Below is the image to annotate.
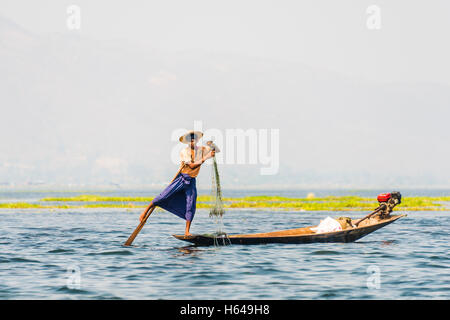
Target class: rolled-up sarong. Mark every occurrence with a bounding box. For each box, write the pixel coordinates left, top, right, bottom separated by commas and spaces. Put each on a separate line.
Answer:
152, 173, 197, 221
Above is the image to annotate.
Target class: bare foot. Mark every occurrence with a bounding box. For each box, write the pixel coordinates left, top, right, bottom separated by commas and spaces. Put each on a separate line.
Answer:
184, 233, 192, 237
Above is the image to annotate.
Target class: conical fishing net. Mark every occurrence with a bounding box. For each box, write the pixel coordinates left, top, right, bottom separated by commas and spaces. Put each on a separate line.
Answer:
209, 156, 225, 218
208, 153, 230, 245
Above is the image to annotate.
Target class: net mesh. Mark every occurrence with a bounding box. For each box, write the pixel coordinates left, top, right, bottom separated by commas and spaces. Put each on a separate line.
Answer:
209, 156, 225, 218
209, 154, 230, 245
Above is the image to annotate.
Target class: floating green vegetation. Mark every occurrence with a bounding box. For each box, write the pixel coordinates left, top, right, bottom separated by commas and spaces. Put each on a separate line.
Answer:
41, 195, 155, 202
0, 202, 45, 209
0, 202, 71, 209
0, 195, 448, 211
41, 195, 215, 202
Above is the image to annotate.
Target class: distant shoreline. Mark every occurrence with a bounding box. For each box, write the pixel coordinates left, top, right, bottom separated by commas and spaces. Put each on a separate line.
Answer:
1, 195, 448, 211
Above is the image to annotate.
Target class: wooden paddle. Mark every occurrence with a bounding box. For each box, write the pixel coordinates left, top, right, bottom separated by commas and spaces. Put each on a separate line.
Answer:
123, 164, 185, 246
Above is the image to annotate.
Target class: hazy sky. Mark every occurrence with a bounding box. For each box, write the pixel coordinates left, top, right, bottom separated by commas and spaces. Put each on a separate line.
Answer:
2, 0, 450, 85
0, 1, 449, 188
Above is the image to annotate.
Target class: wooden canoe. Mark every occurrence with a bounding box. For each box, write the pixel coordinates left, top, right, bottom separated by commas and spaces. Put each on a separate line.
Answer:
173, 214, 406, 246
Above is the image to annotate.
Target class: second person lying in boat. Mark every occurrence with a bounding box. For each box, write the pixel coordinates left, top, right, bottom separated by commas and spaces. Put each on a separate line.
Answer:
139, 130, 215, 235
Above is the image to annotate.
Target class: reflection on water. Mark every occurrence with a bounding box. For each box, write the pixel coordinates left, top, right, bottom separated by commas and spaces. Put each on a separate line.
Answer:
175, 246, 203, 256
381, 240, 396, 246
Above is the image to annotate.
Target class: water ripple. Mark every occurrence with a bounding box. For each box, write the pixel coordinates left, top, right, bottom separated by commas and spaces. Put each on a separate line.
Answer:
0, 205, 449, 299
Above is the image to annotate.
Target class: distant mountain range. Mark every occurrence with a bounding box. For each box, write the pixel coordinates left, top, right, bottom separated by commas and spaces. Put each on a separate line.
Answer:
1, 14, 449, 189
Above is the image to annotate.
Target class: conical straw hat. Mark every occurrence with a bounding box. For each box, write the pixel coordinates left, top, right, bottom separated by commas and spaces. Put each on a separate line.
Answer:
179, 130, 203, 144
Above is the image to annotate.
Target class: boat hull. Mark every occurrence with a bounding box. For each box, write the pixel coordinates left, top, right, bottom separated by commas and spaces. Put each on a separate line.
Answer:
173, 214, 405, 246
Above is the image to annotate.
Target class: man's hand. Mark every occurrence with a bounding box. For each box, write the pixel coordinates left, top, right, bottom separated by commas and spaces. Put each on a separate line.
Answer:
199, 150, 215, 164
203, 149, 215, 162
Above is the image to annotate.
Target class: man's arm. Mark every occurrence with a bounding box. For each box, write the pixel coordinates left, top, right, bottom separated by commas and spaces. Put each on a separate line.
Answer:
183, 147, 215, 169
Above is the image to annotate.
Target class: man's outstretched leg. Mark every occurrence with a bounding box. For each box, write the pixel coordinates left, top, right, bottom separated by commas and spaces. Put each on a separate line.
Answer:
139, 202, 154, 222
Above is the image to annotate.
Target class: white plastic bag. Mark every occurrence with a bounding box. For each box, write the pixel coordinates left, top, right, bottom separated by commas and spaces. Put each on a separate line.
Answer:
310, 217, 342, 234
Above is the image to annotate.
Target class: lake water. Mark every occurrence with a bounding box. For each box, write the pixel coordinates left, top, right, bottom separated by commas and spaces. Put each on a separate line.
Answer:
0, 189, 448, 299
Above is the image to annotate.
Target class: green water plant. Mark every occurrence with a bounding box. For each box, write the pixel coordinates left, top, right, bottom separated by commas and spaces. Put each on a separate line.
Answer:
0, 195, 447, 211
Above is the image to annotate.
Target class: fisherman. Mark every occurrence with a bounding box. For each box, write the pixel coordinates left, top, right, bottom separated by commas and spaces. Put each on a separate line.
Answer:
139, 130, 215, 236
